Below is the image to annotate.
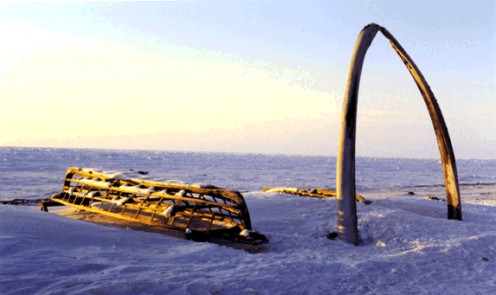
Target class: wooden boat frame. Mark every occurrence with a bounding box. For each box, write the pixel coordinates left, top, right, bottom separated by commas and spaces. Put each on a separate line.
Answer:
42, 167, 268, 247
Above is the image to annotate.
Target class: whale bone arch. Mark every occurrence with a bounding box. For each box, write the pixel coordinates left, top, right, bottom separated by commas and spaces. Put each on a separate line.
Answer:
336, 23, 462, 245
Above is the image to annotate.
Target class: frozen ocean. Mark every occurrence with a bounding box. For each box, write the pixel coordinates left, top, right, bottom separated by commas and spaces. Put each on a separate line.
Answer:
1, 147, 496, 294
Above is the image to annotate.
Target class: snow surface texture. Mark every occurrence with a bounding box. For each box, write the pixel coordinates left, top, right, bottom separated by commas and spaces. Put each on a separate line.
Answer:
1, 148, 496, 294
2, 187, 496, 294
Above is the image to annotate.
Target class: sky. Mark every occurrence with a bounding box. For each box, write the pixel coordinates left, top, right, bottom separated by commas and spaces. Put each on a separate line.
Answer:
0, 1, 494, 159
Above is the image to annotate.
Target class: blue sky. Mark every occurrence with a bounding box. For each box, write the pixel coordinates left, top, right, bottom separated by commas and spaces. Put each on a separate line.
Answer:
0, 1, 494, 159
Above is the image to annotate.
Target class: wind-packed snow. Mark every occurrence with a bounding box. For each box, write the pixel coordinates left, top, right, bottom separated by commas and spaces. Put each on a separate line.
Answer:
1, 148, 495, 294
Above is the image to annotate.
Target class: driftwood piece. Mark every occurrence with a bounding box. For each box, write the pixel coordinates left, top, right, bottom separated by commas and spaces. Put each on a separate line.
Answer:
337, 23, 462, 245
262, 187, 371, 204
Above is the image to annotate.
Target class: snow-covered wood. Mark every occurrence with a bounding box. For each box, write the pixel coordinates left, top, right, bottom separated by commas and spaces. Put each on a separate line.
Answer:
45, 167, 267, 247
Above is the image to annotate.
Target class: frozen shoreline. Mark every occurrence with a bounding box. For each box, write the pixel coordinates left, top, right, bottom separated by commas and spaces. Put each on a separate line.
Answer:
1, 184, 495, 294
1, 148, 495, 294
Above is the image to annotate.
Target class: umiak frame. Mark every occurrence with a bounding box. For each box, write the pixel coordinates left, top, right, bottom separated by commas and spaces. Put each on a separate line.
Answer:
336, 23, 462, 245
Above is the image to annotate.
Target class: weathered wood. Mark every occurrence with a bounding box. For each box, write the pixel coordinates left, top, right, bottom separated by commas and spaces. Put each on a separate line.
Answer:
336, 23, 462, 245
262, 186, 370, 204
44, 167, 268, 246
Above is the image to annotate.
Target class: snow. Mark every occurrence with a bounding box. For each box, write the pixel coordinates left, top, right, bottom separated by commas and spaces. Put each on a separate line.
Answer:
162, 205, 175, 218
1, 186, 496, 294
1, 148, 495, 294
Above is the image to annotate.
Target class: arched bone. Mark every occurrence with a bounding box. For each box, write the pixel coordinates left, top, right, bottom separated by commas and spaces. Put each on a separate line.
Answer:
336, 23, 462, 245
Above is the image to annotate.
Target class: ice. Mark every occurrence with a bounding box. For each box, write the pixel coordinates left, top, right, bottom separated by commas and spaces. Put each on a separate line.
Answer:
0, 147, 495, 294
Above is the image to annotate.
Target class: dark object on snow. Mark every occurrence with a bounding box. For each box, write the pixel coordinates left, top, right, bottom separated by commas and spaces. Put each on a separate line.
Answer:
426, 196, 443, 201
1, 198, 51, 206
